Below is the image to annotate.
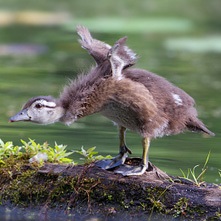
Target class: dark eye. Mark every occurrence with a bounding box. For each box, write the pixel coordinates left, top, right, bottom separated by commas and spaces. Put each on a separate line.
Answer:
35, 103, 42, 109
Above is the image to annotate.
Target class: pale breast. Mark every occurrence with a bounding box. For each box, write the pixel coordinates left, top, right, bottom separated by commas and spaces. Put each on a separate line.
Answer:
101, 101, 143, 133
99, 78, 162, 136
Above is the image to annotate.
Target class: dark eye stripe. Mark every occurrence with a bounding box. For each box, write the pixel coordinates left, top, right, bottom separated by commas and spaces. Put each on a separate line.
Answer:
35, 104, 55, 109
45, 105, 55, 108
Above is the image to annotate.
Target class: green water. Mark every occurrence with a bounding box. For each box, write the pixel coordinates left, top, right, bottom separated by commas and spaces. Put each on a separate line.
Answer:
0, 1, 221, 187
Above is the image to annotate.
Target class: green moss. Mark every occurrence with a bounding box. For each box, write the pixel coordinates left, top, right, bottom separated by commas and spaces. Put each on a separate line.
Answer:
0, 166, 101, 209
0, 160, 218, 220
0, 139, 111, 211
0, 139, 219, 219
173, 197, 190, 217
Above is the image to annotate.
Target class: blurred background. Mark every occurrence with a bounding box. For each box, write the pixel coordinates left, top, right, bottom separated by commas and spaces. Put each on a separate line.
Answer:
0, 0, 221, 183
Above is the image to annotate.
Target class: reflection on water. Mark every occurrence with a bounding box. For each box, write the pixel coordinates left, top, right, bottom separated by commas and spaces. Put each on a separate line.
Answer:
164, 36, 221, 53
0, 44, 48, 56
0, 206, 177, 221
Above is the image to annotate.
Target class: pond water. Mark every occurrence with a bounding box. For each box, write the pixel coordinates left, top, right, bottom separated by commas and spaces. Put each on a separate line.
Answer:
0, 17, 220, 185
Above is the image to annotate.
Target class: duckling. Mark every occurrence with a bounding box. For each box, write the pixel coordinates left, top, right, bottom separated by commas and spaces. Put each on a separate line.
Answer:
10, 27, 215, 176
76, 26, 215, 175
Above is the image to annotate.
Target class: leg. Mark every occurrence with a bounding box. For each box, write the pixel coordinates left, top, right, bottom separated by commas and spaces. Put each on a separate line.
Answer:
119, 126, 132, 155
114, 137, 150, 176
141, 137, 149, 167
95, 126, 131, 169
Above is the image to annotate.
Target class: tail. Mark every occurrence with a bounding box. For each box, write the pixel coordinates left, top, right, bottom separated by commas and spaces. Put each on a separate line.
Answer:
186, 119, 215, 136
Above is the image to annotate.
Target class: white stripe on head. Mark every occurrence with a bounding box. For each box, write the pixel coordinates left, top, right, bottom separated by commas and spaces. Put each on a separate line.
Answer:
33, 99, 56, 108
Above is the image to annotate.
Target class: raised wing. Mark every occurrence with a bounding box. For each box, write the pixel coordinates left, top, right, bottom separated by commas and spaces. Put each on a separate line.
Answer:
76, 25, 111, 65
108, 36, 137, 80
76, 25, 137, 69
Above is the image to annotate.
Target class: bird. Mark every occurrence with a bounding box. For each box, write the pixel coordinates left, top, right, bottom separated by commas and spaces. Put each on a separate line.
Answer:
9, 26, 215, 176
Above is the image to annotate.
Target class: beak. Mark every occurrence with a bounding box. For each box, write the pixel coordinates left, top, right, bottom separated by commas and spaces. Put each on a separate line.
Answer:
9, 109, 30, 122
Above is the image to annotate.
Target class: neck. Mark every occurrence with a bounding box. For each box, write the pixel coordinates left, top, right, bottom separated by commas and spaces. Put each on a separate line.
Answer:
53, 105, 66, 123
59, 61, 112, 125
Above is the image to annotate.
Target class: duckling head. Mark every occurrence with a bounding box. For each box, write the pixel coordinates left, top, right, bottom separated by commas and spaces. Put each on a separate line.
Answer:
9, 96, 64, 125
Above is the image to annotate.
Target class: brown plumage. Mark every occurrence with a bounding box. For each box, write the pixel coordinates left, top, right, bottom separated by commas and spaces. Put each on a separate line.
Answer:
9, 26, 214, 176
123, 68, 214, 137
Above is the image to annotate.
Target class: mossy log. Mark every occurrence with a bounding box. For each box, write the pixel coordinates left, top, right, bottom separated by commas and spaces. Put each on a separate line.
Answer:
0, 159, 220, 220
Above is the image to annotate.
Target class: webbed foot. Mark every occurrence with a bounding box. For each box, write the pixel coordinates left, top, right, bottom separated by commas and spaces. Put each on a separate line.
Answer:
114, 163, 148, 176
95, 152, 128, 170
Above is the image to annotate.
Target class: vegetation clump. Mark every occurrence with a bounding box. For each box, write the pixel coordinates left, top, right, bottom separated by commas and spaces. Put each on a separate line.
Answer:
179, 151, 211, 186
0, 138, 113, 205
0, 139, 74, 165
0, 139, 73, 205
